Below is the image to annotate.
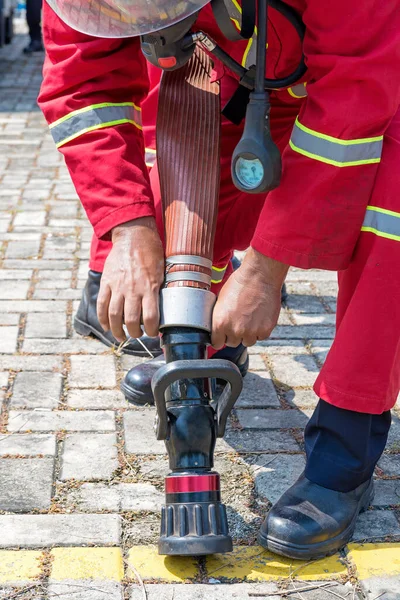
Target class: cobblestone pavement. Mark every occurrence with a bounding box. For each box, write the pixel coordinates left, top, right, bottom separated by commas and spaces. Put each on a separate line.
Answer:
0, 27, 400, 600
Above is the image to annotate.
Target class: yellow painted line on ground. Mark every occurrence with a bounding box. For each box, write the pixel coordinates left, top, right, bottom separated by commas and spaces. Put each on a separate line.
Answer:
127, 546, 198, 582
50, 548, 124, 581
348, 543, 400, 579
0, 551, 42, 584
206, 547, 347, 581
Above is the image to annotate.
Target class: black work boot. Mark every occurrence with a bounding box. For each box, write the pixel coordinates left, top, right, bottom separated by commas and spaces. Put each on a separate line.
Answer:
75, 271, 162, 357
258, 474, 374, 560
23, 40, 44, 54
258, 400, 391, 560
121, 343, 249, 405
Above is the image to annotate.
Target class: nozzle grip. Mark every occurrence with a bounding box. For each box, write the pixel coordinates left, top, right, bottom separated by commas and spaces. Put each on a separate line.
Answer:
152, 359, 243, 440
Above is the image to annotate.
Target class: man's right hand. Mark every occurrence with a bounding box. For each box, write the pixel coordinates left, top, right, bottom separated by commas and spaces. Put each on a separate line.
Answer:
97, 217, 165, 342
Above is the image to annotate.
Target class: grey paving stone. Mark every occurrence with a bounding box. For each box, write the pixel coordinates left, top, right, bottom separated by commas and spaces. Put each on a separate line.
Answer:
247, 354, 267, 370
25, 312, 67, 339
0, 433, 56, 456
386, 417, 400, 452
130, 583, 280, 599
236, 409, 309, 430
61, 433, 118, 481
10, 371, 63, 408
287, 269, 337, 282
23, 338, 108, 355
0, 355, 62, 371
286, 291, 326, 314
0, 514, 120, 547
271, 325, 335, 341
236, 372, 280, 408
270, 355, 320, 387
8, 410, 116, 432
69, 355, 117, 388
292, 313, 336, 326
0, 458, 54, 511
353, 510, 400, 542
283, 389, 318, 409
0, 313, 20, 325
48, 581, 123, 600
1, 326, 19, 354
379, 454, 400, 476
362, 577, 400, 600
0, 300, 66, 313
3, 259, 74, 270
33, 289, 82, 300
372, 480, 400, 507
68, 389, 127, 409
250, 454, 306, 504
0, 280, 29, 300
218, 428, 300, 453
67, 482, 163, 512
14, 211, 46, 227
124, 411, 166, 455
250, 340, 306, 355
5, 240, 40, 259
272, 582, 355, 600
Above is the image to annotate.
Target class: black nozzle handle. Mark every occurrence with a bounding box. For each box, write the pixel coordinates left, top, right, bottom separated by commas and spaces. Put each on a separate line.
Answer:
152, 359, 243, 440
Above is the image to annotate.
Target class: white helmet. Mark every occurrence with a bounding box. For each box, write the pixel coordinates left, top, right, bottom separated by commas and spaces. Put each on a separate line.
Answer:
45, 0, 210, 38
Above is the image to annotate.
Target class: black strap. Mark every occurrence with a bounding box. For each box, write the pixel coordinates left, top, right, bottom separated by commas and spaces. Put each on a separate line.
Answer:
222, 84, 251, 125
211, 0, 256, 41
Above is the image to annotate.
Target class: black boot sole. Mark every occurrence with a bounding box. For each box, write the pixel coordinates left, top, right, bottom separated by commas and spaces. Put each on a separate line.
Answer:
74, 317, 162, 358
121, 348, 250, 406
257, 479, 374, 560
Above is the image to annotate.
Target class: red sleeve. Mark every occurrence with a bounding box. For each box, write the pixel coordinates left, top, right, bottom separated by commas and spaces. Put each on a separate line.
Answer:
251, 0, 400, 270
38, 2, 154, 240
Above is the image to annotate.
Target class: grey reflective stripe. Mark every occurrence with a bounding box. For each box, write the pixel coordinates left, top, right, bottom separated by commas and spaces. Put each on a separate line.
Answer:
288, 83, 308, 98
290, 119, 383, 167
211, 264, 228, 283
145, 148, 157, 168
361, 207, 400, 241
50, 104, 141, 148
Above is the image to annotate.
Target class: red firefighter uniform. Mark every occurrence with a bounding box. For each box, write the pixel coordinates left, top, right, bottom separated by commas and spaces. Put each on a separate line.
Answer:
38, 0, 400, 415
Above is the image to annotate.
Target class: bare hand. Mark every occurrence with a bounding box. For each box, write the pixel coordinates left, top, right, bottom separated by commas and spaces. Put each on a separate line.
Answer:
211, 248, 289, 349
97, 217, 164, 342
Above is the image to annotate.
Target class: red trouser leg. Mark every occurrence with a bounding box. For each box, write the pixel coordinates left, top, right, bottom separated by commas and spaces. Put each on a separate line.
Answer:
314, 108, 400, 414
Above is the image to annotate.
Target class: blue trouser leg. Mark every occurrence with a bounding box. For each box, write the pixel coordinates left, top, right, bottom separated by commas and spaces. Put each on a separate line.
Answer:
304, 399, 391, 493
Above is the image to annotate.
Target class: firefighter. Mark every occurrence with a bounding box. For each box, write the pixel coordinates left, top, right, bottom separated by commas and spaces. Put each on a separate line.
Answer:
39, 0, 400, 560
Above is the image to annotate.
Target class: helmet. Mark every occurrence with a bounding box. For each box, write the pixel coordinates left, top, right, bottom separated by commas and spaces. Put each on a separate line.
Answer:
46, 0, 210, 38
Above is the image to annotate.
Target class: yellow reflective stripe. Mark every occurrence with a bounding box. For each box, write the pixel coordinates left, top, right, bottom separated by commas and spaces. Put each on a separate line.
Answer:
242, 38, 253, 67
49, 102, 141, 130
55, 119, 140, 149
294, 117, 383, 146
289, 140, 381, 168
360, 227, 400, 242
364, 205, 400, 219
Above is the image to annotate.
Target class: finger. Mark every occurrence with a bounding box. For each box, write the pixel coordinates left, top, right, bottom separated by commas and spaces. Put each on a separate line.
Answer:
97, 285, 112, 332
211, 322, 227, 350
124, 297, 143, 340
142, 293, 160, 338
108, 294, 126, 342
242, 336, 257, 348
225, 334, 242, 348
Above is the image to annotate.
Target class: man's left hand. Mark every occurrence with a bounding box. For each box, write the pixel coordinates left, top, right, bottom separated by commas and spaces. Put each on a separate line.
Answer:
212, 249, 289, 349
